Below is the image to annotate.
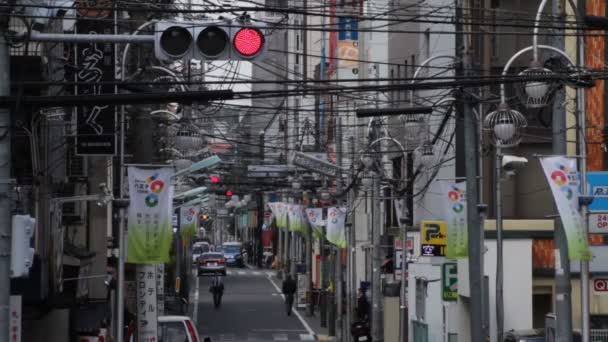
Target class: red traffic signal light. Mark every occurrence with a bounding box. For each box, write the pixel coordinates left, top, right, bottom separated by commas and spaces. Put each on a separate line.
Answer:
210, 175, 220, 183
233, 27, 264, 57
226, 190, 233, 197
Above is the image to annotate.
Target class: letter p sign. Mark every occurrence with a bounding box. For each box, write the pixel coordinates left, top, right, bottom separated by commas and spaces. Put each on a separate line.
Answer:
425, 224, 440, 242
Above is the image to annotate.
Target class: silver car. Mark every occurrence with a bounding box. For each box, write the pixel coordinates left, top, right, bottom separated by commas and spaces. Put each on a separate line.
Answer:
197, 252, 227, 276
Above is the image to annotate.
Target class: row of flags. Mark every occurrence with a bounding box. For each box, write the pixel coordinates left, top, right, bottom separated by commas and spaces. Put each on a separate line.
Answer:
267, 203, 348, 248
122, 155, 592, 264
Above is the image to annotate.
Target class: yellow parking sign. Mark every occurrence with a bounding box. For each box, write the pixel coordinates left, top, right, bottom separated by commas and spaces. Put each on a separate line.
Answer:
421, 221, 447, 256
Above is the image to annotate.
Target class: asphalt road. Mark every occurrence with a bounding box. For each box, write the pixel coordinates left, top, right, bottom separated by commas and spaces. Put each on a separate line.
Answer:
192, 268, 316, 342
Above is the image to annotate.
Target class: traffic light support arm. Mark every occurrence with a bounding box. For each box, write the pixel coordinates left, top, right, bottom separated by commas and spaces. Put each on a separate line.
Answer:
23, 32, 155, 44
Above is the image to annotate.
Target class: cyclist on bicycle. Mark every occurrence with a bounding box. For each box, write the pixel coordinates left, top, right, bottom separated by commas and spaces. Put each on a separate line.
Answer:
209, 274, 224, 308
282, 274, 297, 316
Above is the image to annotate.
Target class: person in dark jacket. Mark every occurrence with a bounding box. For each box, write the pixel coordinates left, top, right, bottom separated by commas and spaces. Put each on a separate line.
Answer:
356, 288, 370, 321
282, 274, 297, 316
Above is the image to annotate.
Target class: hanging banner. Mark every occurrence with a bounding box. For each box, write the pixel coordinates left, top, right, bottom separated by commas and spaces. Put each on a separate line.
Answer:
275, 202, 288, 230
288, 204, 306, 233
180, 205, 200, 247
442, 181, 468, 258
127, 167, 174, 264
540, 157, 592, 260
305, 208, 325, 239
327, 207, 347, 248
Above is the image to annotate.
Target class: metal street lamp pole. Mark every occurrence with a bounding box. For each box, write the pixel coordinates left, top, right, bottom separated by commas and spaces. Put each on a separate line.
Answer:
495, 150, 504, 342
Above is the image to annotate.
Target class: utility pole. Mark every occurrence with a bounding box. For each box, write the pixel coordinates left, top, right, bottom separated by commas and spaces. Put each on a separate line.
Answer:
347, 135, 357, 337
336, 116, 344, 340
457, 0, 485, 339
551, 0, 573, 340
257, 131, 265, 268
576, 1, 591, 341
320, 200, 328, 328
0, 11, 11, 342
371, 173, 383, 342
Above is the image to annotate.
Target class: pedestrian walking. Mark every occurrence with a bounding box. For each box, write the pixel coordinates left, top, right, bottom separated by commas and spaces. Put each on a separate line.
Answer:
209, 274, 225, 308
282, 274, 297, 316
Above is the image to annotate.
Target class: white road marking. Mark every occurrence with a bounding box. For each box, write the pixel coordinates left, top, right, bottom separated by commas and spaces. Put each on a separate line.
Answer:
300, 334, 315, 340
237, 271, 246, 275
266, 276, 315, 337
193, 275, 200, 323
252, 271, 261, 275
272, 333, 288, 341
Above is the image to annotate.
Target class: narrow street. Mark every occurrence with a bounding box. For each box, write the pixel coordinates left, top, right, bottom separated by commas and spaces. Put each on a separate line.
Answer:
193, 268, 316, 342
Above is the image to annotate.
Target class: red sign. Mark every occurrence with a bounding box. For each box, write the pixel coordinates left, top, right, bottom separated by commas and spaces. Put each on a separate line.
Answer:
593, 278, 608, 294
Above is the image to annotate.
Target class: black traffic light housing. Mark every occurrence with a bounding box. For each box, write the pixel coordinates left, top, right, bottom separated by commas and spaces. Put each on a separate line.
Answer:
155, 19, 267, 61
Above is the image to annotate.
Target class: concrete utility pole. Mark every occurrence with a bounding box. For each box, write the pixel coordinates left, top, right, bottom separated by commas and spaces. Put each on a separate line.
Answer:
257, 131, 265, 268
0, 13, 11, 342
457, 0, 486, 339
371, 173, 383, 342
551, 0, 573, 340
347, 135, 357, 337
336, 116, 343, 340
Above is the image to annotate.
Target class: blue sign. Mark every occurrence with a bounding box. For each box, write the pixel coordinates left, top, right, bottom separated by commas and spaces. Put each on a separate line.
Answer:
587, 172, 608, 212
338, 17, 358, 41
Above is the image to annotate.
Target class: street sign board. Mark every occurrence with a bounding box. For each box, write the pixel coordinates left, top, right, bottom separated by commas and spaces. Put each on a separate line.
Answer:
441, 263, 458, 301
593, 278, 608, 295
291, 152, 341, 177
587, 172, 608, 212
73, 8, 117, 156
421, 221, 447, 257
338, 17, 359, 41
247, 165, 289, 178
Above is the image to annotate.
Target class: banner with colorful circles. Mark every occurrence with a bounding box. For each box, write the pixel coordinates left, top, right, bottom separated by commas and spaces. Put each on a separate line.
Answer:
327, 207, 347, 248
442, 181, 468, 258
540, 157, 591, 260
180, 205, 200, 247
127, 167, 174, 263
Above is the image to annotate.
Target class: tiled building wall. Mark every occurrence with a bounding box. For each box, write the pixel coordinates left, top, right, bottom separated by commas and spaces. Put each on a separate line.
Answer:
585, 0, 606, 171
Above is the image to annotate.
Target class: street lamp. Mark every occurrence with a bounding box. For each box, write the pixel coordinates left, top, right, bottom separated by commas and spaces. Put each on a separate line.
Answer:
484, 103, 527, 148
484, 101, 527, 342
517, 60, 556, 108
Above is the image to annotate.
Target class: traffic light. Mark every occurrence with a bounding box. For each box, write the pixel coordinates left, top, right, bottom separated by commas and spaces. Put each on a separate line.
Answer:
11, 215, 35, 278
226, 190, 233, 197
155, 19, 267, 61
210, 175, 220, 184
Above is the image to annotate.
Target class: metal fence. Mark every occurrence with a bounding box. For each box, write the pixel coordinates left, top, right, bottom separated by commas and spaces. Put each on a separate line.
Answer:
591, 329, 608, 342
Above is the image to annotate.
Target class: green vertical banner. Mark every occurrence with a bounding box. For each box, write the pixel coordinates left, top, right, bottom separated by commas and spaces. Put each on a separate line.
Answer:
276, 202, 288, 230
288, 204, 306, 233
442, 181, 468, 258
180, 205, 200, 247
127, 167, 174, 263
327, 207, 347, 248
540, 156, 592, 260
305, 208, 325, 240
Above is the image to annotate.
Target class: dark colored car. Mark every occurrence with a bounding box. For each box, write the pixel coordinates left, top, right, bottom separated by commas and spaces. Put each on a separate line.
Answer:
221, 243, 244, 267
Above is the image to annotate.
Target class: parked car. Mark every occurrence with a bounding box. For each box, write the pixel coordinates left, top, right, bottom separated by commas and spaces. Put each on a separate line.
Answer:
503, 329, 582, 342
221, 242, 244, 267
127, 316, 210, 342
198, 252, 227, 275
192, 242, 210, 263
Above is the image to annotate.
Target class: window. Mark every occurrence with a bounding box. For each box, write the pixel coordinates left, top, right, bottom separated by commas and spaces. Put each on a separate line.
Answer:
203, 253, 224, 259
159, 321, 188, 342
